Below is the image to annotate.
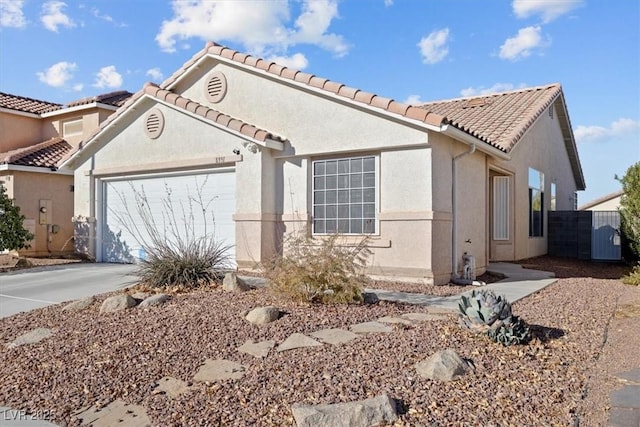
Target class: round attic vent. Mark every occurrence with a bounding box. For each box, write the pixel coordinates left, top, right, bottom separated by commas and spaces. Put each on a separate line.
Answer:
144, 108, 165, 139
204, 71, 227, 103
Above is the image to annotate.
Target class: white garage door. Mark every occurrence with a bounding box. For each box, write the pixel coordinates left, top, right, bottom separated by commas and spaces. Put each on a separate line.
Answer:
101, 170, 235, 265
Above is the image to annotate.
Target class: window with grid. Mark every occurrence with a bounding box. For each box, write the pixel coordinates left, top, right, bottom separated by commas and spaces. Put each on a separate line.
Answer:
312, 156, 377, 234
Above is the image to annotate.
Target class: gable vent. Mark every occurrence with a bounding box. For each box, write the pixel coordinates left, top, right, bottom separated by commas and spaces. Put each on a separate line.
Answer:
204, 71, 228, 103
144, 108, 165, 139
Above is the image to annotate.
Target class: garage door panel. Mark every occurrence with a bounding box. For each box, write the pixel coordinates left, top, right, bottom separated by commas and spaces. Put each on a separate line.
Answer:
101, 172, 235, 265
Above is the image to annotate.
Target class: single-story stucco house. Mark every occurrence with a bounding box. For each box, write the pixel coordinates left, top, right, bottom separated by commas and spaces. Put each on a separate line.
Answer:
0, 91, 132, 255
60, 42, 585, 284
578, 189, 623, 211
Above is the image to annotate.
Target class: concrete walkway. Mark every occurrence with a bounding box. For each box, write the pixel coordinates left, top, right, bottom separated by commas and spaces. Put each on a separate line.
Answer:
608, 368, 640, 426
366, 262, 557, 311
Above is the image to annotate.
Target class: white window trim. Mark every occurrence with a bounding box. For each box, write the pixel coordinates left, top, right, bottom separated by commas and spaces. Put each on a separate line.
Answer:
62, 118, 83, 138
493, 176, 509, 240
311, 155, 379, 236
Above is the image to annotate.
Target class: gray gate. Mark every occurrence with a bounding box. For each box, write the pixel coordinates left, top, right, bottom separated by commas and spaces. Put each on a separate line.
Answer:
591, 211, 621, 261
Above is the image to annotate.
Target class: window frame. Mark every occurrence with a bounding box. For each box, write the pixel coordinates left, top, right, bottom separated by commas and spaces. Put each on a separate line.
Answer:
62, 117, 83, 138
311, 155, 379, 236
528, 167, 545, 237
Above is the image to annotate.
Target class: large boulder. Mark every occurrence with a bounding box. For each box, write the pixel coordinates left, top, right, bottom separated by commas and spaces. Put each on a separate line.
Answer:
62, 296, 95, 312
245, 306, 280, 325
7, 328, 53, 349
415, 348, 472, 381
100, 294, 138, 313
291, 393, 397, 427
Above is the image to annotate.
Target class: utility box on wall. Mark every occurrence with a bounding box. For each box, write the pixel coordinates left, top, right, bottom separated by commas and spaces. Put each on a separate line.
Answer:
39, 199, 52, 225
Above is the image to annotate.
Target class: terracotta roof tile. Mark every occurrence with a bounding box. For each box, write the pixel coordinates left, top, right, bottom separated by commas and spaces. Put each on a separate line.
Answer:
0, 92, 62, 114
0, 137, 72, 168
417, 84, 563, 152
66, 90, 133, 108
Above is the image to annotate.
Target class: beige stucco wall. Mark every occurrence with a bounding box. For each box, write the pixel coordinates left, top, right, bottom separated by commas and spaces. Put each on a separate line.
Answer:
0, 111, 54, 152
583, 196, 621, 211
489, 103, 580, 261
2, 170, 74, 255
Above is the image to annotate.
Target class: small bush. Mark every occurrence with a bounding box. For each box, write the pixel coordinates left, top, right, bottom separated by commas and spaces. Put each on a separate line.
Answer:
622, 263, 640, 286
263, 230, 371, 304
136, 236, 232, 290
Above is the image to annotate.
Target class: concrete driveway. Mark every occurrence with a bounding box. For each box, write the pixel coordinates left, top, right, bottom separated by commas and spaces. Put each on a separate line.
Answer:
0, 263, 137, 319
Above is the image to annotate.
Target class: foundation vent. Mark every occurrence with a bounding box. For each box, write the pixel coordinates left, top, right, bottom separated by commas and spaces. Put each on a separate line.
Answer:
144, 108, 165, 139
204, 71, 227, 103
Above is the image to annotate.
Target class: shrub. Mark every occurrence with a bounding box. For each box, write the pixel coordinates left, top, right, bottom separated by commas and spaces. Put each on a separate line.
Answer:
263, 230, 371, 304
622, 263, 640, 286
0, 186, 33, 251
617, 162, 640, 261
109, 179, 233, 290
458, 289, 531, 346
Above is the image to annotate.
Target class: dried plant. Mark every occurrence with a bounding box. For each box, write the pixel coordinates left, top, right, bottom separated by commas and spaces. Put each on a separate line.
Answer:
263, 228, 371, 304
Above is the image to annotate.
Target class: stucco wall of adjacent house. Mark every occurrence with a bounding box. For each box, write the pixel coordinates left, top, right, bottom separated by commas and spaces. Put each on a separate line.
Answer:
0, 112, 54, 152
582, 195, 621, 211
45, 109, 104, 148
7, 170, 74, 256
490, 103, 579, 261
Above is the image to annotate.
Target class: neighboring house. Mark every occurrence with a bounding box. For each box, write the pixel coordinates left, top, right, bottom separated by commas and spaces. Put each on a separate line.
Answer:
60, 42, 585, 284
578, 190, 623, 211
0, 91, 132, 256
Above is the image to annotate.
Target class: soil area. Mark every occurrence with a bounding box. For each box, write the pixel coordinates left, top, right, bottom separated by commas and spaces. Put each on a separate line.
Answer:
0, 256, 638, 426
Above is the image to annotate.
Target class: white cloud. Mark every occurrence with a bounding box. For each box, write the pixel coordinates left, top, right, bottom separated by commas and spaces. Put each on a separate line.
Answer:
384, 0, 393, 6
268, 53, 309, 69
72, 83, 84, 92
499, 26, 546, 61
146, 67, 164, 82
41, 1, 75, 32
512, 0, 583, 23
404, 94, 425, 105
460, 82, 527, 97
155, 0, 348, 59
93, 65, 123, 89
418, 28, 450, 64
36, 61, 77, 87
574, 118, 640, 143
0, 0, 26, 28
91, 7, 126, 27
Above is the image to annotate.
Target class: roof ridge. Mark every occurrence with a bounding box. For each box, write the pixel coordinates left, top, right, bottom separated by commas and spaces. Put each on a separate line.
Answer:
161, 41, 447, 128
143, 83, 285, 142
419, 83, 562, 106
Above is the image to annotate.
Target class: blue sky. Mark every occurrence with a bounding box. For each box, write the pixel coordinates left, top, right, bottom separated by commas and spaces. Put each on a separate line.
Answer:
1, 0, 638, 205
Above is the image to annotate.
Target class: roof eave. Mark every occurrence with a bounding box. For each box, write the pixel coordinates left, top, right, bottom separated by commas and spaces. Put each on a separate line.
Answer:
441, 125, 511, 160
0, 163, 74, 175
0, 107, 41, 118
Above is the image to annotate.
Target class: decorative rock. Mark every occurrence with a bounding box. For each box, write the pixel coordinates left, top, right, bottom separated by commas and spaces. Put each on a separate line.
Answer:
131, 292, 151, 301
138, 293, 171, 308
74, 400, 151, 426
276, 333, 323, 352
363, 292, 380, 304
223, 272, 251, 292
193, 359, 246, 382
245, 306, 280, 325
7, 328, 53, 349
100, 294, 138, 313
377, 316, 414, 326
291, 393, 398, 427
415, 348, 471, 381
400, 312, 448, 322
310, 328, 359, 345
238, 340, 276, 358
62, 297, 94, 312
350, 321, 393, 334
153, 376, 191, 398
238, 275, 269, 288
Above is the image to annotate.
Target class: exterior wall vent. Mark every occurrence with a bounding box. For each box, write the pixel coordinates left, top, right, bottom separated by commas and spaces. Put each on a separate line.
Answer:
204, 71, 227, 103
144, 108, 165, 139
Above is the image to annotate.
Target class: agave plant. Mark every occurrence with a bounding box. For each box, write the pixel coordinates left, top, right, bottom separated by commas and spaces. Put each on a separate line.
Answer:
458, 289, 531, 346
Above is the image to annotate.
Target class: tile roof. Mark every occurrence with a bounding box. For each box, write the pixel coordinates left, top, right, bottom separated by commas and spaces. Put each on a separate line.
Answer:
161, 42, 447, 128
66, 90, 133, 108
0, 137, 72, 169
0, 92, 62, 115
416, 84, 563, 152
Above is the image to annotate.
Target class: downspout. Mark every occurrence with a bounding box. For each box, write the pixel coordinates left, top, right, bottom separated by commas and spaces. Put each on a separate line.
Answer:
451, 143, 476, 281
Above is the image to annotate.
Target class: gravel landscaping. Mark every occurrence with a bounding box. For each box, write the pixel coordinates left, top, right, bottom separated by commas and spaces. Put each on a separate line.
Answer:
0, 256, 638, 426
